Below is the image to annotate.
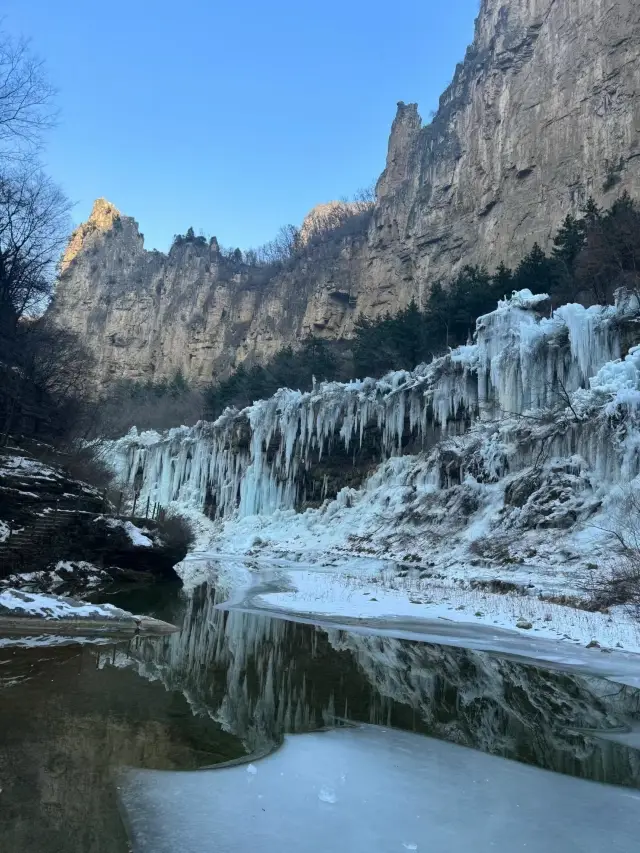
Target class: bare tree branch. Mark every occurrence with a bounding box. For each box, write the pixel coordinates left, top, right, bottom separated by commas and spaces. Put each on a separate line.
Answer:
0, 30, 57, 158
0, 167, 71, 322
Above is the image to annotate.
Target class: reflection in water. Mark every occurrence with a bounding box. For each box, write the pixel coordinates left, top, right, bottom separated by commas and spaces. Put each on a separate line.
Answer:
128, 584, 640, 787
1, 581, 640, 852
0, 642, 244, 853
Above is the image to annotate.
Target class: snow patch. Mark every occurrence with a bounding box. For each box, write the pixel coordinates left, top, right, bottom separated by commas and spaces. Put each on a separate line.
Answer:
104, 517, 153, 547
0, 589, 132, 621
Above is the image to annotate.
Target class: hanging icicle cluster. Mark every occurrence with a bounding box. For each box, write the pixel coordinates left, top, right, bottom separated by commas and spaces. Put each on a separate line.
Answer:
104, 290, 636, 518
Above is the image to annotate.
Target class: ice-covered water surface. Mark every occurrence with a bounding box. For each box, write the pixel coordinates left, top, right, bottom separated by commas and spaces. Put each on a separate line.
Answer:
120, 725, 640, 853
103, 290, 636, 519
125, 581, 640, 788
4, 579, 640, 853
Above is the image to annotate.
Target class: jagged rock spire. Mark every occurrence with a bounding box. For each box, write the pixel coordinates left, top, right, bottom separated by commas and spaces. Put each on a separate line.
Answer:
60, 198, 122, 273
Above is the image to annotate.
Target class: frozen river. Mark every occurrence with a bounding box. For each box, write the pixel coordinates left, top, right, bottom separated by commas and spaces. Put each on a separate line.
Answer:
1, 580, 640, 851
122, 725, 640, 853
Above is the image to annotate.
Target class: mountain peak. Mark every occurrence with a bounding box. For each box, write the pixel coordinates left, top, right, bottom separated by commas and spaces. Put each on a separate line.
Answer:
60, 198, 123, 273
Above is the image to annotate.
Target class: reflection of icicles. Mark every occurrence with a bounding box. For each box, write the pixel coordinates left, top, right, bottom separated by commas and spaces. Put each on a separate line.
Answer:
325, 630, 640, 787
105, 584, 640, 788
102, 290, 636, 517
123, 584, 355, 752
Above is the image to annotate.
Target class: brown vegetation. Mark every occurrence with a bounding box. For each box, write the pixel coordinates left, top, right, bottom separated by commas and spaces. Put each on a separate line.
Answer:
587, 489, 640, 614
155, 510, 196, 553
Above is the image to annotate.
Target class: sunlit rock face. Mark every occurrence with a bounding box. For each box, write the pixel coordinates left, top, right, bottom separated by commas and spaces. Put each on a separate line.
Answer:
49, 198, 371, 389
50, 0, 640, 387
373, 0, 640, 289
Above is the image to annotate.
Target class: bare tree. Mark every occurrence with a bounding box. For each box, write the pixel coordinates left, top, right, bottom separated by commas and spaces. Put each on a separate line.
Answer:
0, 26, 69, 331
0, 30, 56, 158
0, 167, 70, 323
0, 27, 77, 445
585, 488, 640, 616
230, 184, 377, 269
352, 183, 376, 205
1, 319, 95, 444
255, 224, 301, 265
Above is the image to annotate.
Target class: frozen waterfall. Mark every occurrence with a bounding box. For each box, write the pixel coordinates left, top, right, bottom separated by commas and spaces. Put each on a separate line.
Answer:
104, 290, 639, 519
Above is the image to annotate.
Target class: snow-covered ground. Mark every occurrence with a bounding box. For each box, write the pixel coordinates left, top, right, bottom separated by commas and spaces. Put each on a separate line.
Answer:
0, 588, 135, 621
248, 566, 640, 652
179, 481, 640, 658
120, 724, 640, 853
0, 633, 116, 649
104, 517, 154, 547
0, 455, 58, 478
0, 589, 178, 641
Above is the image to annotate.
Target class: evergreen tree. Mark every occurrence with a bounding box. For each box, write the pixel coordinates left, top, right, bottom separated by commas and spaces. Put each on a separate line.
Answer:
298, 338, 338, 382
423, 281, 451, 349
170, 369, 188, 394
552, 214, 585, 272
575, 192, 640, 303
447, 266, 495, 344
581, 196, 602, 224
492, 262, 514, 298
513, 243, 559, 295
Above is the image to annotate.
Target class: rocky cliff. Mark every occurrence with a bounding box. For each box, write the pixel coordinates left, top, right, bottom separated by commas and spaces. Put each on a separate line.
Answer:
50, 0, 640, 387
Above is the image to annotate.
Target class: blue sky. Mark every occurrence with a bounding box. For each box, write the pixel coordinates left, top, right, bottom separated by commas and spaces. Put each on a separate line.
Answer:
3, 0, 479, 252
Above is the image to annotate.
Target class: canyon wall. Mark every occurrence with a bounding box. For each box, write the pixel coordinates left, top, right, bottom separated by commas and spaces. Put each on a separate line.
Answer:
50, 0, 640, 387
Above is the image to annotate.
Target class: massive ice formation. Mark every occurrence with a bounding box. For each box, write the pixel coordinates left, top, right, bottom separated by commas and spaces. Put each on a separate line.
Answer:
105, 290, 640, 519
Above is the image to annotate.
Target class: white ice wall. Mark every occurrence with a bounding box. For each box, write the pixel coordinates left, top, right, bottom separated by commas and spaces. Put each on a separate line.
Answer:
103, 290, 639, 519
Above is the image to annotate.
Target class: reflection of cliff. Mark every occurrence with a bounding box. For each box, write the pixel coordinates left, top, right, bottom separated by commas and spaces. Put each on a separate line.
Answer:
0, 644, 243, 853
128, 583, 640, 788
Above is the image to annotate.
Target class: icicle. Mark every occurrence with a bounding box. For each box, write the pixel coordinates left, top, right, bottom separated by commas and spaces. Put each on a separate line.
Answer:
100, 289, 639, 519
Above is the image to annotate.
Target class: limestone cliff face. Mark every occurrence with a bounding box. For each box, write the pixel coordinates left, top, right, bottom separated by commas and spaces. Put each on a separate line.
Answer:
50, 199, 370, 386
50, 0, 640, 387
372, 0, 640, 289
